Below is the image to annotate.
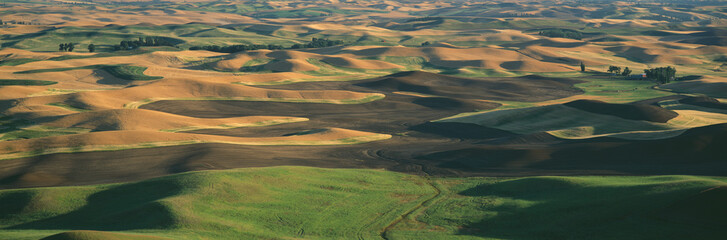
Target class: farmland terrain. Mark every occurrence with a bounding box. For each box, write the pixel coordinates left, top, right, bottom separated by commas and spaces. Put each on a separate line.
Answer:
0, 0, 726, 239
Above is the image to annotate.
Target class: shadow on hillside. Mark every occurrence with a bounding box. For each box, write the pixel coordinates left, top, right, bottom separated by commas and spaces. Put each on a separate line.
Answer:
95, 69, 132, 85
6, 177, 185, 231
452, 177, 725, 240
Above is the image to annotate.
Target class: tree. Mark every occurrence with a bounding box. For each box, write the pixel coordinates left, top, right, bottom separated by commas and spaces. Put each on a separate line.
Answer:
621, 67, 632, 76
422, 41, 431, 46
112, 36, 176, 51
145, 37, 155, 46
59, 43, 65, 51
580, 62, 585, 72
189, 38, 340, 53
88, 44, 95, 53
644, 66, 677, 84
539, 29, 583, 40
67, 43, 74, 52
607, 65, 621, 75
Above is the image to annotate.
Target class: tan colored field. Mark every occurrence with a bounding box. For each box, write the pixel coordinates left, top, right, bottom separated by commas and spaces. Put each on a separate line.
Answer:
0, 46, 394, 160
42, 109, 307, 132
0, 0, 725, 188
1, 31, 725, 157
0, 128, 391, 160
0, 4, 260, 26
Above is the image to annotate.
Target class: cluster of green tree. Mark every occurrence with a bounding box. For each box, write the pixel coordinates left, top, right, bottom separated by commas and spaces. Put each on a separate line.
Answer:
645, 66, 677, 84
112, 37, 175, 51
652, 9, 697, 21
538, 29, 583, 40
0, 19, 38, 25
102, 1, 156, 6
57, 1, 93, 5
189, 38, 344, 53
88, 44, 96, 53
641, 15, 682, 22
421, 41, 432, 46
58, 43, 75, 52
290, 38, 344, 49
607, 65, 633, 76
502, 13, 537, 17
189, 44, 284, 53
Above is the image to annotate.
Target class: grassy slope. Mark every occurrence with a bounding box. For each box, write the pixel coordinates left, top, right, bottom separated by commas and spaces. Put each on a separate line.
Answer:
100, 65, 162, 81
440, 74, 676, 121
440, 99, 727, 140
0, 126, 89, 141
0, 79, 56, 86
0, 167, 435, 240
0, 59, 42, 66
575, 77, 675, 103
0, 117, 90, 142
390, 175, 727, 240
40, 230, 171, 240
0, 167, 724, 239
441, 104, 673, 137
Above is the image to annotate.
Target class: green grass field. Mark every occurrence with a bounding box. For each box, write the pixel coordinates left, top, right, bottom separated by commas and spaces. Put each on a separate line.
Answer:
390, 175, 726, 239
100, 65, 162, 81
238, 58, 274, 72
0, 59, 42, 66
575, 77, 675, 103
0, 117, 90, 142
0, 79, 56, 86
0, 127, 88, 142
46, 103, 92, 112
0, 167, 436, 239
1, 3, 726, 239
444, 73, 676, 117
0, 167, 723, 239
441, 104, 673, 139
